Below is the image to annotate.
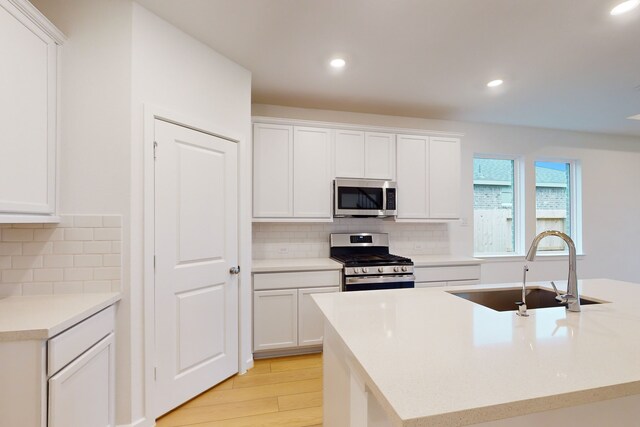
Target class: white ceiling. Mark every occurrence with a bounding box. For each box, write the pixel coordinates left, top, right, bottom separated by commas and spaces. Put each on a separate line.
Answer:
136, 0, 640, 137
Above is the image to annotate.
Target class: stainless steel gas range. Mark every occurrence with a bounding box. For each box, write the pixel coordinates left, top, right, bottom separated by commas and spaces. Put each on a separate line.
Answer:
330, 233, 415, 291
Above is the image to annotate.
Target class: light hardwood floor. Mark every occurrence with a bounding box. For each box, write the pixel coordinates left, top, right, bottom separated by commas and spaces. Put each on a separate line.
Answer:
156, 353, 323, 427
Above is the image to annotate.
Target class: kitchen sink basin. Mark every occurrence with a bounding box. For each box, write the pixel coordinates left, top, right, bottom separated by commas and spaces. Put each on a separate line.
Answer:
448, 287, 606, 312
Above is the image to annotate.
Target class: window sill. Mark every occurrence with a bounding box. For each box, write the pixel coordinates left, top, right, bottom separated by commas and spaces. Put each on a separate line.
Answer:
475, 253, 586, 263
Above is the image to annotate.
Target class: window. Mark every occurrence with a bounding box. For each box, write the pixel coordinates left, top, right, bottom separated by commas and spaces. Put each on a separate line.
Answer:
473, 157, 520, 255
535, 160, 576, 252
473, 156, 581, 257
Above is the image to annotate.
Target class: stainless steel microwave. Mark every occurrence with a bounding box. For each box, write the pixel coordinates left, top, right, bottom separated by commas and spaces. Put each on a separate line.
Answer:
333, 179, 397, 218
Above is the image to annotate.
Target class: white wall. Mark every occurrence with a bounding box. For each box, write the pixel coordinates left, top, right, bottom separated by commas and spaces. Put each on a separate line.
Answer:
29, 0, 135, 424
131, 4, 252, 425
253, 104, 640, 285
30, 2, 252, 426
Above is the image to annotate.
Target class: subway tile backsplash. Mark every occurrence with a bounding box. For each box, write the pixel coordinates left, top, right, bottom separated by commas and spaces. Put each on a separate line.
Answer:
0, 215, 122, 296
253, 218, 449, 259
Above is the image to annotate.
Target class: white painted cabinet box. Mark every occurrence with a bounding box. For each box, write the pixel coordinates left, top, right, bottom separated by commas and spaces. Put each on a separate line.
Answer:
253, 123, 332, 221
0, 0, 64, 223
396, 134, 461, 220
253, 270, 340, 355
334, 130, 396, 180
0, 305, 116, 427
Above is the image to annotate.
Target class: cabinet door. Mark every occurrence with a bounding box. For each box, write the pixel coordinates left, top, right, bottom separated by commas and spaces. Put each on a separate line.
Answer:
254, 289, 298, 351
48, 333, 115, 427
298, 286, 339, 347
0, 1, 58, 215
253, 123, 293, 217
429, 137, 460, 219
364, 132, 395, 180
293, 126, 332, 218
334, 129, 365, 178
396, 134, 429, 219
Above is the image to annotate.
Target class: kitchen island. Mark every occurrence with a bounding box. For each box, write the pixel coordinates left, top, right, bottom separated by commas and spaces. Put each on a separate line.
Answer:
312, 279, 640, 426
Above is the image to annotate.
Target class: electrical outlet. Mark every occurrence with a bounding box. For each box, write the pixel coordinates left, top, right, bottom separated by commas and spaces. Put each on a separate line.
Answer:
277, 247, 289, 255
460, 217, 469, 227
413, 242, 425, 250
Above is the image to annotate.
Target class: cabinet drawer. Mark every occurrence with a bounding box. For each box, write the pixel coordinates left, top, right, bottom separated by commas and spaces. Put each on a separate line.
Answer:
48, 306, 115, 376
254, 270, 340, 290
414, 265, 481, 283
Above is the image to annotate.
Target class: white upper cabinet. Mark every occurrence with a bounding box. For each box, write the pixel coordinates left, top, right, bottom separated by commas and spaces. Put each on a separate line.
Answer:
253, 123, 332, 221
293, 126, 332, 218
335, 130, 395, 180
0, 0, 64, 222
334, 130, 365, 178
429, 137, 460, 219
253, 123, 294, 217
396, 134, 429, 219
396, 134, 461, 220
364, 132, 395, 180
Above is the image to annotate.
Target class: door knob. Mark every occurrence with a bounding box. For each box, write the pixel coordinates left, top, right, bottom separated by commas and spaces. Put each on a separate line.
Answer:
229, 266, 240, 275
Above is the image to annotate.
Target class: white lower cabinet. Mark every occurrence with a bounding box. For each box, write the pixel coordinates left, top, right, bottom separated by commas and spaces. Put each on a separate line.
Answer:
414, 265, 481, 288
0, 305, 116, 427
253, 289, 298, 351
48, 333, 115, 427
298, 287, 339, 347
253, 270, 340, 354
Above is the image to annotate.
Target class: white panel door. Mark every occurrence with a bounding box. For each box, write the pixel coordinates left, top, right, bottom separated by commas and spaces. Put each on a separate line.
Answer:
154, 120, 238, 416
0, 1, 57, 214
48, 333, 115, 427
364, 132, 395, 180
253, 123, 293, 217
298, 287, 339, 347
429, 137, 461, 219
253, 289, 298, 351
293, 126, 332, 218
396, 134, 429, 219
334, 129, 365, 178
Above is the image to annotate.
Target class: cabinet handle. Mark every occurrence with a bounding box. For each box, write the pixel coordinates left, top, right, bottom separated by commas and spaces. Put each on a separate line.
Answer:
229, 266, 240, 275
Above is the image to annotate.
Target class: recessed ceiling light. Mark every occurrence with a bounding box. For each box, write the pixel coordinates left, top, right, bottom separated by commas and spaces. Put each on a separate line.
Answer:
487, 79, 504, 88
628, 114, 640, 120
330, 58, 346, 68
610, 0, 640, 15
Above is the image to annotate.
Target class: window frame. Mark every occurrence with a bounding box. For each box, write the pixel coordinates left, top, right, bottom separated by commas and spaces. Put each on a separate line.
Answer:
473, 154, 525, 257
533, 158, 582, 255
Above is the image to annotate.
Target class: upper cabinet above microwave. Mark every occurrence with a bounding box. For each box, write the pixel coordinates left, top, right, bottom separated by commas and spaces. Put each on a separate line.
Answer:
334, 130, 395, 180
0, 0, 65, 223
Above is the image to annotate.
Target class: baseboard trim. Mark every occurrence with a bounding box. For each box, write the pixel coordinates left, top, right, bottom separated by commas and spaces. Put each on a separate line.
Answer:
253, 346, 322, 360
117, 416, 154, 427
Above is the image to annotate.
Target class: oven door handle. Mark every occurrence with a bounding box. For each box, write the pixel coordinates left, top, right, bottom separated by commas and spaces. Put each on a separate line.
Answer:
345, 275, 415, 285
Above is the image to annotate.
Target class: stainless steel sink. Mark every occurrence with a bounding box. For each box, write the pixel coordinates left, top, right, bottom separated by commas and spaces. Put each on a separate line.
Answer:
448, 287, 606, 312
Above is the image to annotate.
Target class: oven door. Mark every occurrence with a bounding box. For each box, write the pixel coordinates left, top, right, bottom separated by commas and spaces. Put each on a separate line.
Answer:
344, 275, 415, 292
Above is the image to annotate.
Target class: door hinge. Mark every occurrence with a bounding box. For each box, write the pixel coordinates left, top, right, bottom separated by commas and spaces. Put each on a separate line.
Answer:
153, 255, 156, 270
153, 141, 158, 160
154, 367, 157, 381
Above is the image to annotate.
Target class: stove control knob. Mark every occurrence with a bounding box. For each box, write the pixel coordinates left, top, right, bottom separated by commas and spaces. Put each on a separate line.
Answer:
362, 267, 369, 273
401, 266, 408, 272
354, 268, 361, 274
394, 266, 400, 272
378, 267, 384, 273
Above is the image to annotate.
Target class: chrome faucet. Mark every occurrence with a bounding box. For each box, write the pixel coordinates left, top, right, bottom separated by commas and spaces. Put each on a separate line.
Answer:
516, 264, 530, 316
526, 230, 580, 312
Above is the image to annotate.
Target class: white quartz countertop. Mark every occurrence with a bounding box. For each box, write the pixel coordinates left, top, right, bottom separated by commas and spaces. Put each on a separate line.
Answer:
406, 254, 483, 267
0, 293, 121, 341
312, 279, 640, 426
252, 257, 343, 273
